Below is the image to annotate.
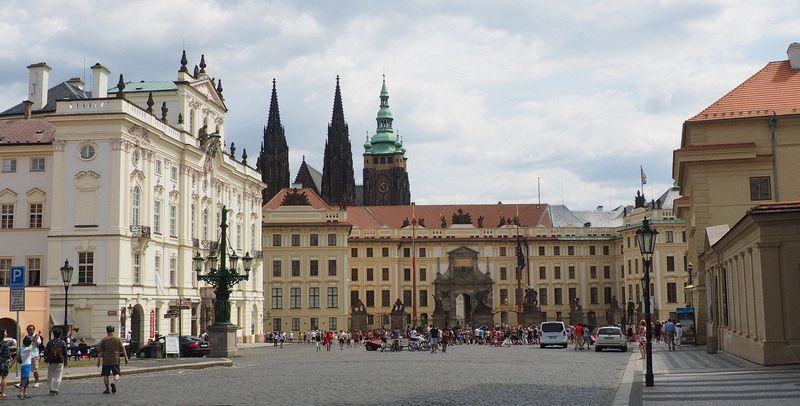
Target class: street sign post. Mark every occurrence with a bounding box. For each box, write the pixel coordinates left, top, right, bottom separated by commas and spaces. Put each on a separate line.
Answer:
10, 266, 25, 289
9, 289, 25, 311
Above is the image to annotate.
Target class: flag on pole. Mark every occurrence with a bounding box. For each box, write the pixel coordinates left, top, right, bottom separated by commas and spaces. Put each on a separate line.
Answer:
516, 234, 526, 270
640, 166, 647, 185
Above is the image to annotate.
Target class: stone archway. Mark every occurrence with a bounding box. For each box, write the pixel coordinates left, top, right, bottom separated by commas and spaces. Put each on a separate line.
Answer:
433, 246, 494, 328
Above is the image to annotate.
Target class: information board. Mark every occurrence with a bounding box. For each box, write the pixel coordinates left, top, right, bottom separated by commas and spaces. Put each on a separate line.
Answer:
10, 289, 25, 311
165, 335, 180, 356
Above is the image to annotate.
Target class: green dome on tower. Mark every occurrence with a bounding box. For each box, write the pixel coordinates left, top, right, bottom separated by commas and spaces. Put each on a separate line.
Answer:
364, 75, 404, 156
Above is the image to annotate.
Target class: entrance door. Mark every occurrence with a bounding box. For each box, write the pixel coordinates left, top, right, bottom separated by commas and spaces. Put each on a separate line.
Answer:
130, 305, 143, 352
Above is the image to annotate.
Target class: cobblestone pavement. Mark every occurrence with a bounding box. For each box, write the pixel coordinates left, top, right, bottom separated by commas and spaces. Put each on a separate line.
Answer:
11, 343, 631, 405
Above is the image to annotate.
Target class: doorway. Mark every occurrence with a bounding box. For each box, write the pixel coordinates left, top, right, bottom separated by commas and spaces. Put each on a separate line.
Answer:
130, 304, 144, 352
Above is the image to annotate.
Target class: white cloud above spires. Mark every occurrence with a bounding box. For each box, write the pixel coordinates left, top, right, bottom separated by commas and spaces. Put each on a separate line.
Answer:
0, 0, 797, 209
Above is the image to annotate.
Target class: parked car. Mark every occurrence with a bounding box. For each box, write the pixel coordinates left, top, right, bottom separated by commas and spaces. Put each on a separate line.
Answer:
539, 321, 568, 348
594, 326, 628, 352
137, 335, 210, 358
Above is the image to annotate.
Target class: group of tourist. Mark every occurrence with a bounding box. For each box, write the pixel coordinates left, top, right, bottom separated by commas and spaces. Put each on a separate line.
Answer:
0, 324, 129, 399
635, 318, 684, 359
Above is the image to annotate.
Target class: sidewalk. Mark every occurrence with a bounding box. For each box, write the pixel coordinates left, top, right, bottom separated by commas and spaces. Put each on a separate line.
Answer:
613, 342, 800, 405
2, 356, 232, 387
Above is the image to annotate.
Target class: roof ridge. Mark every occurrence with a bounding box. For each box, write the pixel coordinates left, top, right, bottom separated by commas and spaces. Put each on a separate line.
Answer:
689, 60, 782, 122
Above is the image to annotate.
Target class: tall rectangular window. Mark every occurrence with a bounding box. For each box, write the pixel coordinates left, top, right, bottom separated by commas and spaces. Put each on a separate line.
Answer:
29, 203, 43, 228
366, 290, 375, 307
666, 231, 674, 243
291, 234, 301, 247
27, 257, 41, 286
291, 260, 301, 277
329, 317, 337, 331
133, 253, 141, 284
366, 248, 374, 257
292, 318, 300, 331
290, 288, 301, 308
499, 247, 507, 256
420, 289, 428, 307
403, 268, 411, 281
420, 268, 427, 281
170, 166, 178, 181
236, 224, 242, 249
590, 266, 597, 279
272, 318, 281, 332
590, 287, 598, 304
351, 268, 358, 281
539, 288, 548, 305
568, 287, 577, 304
403, 290, 412, 307
539, 266, 546, 279
567, 246, 575, 256
589, 246, 596, 255
382, 267, 389, 281
666, 256, 675, 272
381, 290, 390, 307
310, 318, 318, 330
272, 234, 281, 247
351, 247, 358, 257
310, 234, 319, 246
604, 287, 612, 304
419, 247, 427, 257
202, 208, 208, 240
603, 245, 609, 255
169, 257, 177, 286
153, 200, 161, 234
366, 268, 374, 281
0, 258, 10, 286
79, 251, 94, 284
403, 247, 410, 257
327, 233, 336, 246
382, 247, 389, 257
554, 288, 563, 305
1, 204, 14, 229
169, 205, 177, 236
568, 266, 575, 279
29, 158, 45, 172
327, 287, 338, 308
350, 290, 359, 306
328, 259, 337, 276
500, 267, 507, 280
272, 260, 281, 277
499, 289, 508, 303
749, 176, 771, 200
310, 260, 319, 277
155, 160, 162, 175
603, 265, 610, 279
667, 283, 677, 303
554, 266, 561, 279
272, 288, 283, 308
553, 246, 560, 256
538, 246, 545, 256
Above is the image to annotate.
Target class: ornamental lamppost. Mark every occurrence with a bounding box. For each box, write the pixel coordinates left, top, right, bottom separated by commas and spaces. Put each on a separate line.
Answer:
636, 217, 658, 387
60, 259, 74, 332
192, 206, 253, 357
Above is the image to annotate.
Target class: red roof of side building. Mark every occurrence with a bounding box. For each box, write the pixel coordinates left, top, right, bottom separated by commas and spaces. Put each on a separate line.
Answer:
689, 60, 800, 122
0, 119, 55, 144
347, 204, 552, 229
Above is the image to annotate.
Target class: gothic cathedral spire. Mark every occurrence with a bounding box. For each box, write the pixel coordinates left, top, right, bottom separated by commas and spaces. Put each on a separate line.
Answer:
322, 76, 356, 206
259, 78, 290, 204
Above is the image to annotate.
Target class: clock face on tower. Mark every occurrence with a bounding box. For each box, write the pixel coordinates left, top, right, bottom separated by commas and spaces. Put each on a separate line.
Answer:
377, 180, 390, 194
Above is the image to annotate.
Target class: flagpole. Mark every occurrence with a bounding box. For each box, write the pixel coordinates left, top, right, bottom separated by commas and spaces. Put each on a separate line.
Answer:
411, 202, 417, 328
515, 205, 523, 322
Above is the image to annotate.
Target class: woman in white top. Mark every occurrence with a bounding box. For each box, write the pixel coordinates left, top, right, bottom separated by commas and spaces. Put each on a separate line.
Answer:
675, 323, 683, 347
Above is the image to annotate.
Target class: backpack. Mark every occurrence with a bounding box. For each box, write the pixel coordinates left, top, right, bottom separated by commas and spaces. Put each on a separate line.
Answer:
47, 341, 64, 363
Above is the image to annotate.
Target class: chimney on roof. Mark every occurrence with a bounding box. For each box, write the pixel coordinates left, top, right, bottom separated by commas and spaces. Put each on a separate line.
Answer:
27, 62, 51, 111
788, 43, 800, 70
91, 63, 110, 98
23, 100, 33, 119
66, 77, 84, 91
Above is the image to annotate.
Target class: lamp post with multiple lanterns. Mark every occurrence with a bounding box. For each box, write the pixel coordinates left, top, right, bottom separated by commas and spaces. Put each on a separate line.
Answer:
59, 259, 73, 332
636, 217, 658, 387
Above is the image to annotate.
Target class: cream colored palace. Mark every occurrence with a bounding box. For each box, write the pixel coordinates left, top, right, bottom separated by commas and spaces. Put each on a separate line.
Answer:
0, 53, 264, 346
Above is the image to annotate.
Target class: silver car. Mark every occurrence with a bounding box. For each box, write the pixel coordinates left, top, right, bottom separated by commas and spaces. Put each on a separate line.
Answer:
594, 326, 628, 352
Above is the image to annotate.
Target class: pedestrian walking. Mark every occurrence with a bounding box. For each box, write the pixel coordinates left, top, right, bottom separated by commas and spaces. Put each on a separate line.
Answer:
43, 327, 68, 396
0, 329, 15, 399
583, 324, 591, 349
663, 319, 676, 351
429, 325, 440, 353
16, 333, 38, 399
675, 323, 683, 348
638, 320, 647, 359
23, 325, 42, 389
574, 324, 584, 350
314, 330, 321, 351
96, 325, 129, 394
441, 329, 450, 353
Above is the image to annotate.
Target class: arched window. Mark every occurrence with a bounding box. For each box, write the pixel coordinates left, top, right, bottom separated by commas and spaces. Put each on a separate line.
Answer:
132, 186, 141, 225
202, 208, 209, 240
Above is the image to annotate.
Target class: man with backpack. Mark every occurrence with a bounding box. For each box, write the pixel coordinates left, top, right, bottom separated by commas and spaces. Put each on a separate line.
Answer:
44, 327, 68, 396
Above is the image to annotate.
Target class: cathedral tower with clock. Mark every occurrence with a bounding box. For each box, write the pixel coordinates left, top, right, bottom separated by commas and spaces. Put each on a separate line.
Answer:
362, 76, 411, 206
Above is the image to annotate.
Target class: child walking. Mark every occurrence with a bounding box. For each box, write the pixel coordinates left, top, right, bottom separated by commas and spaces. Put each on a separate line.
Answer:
18, 333, 38, 399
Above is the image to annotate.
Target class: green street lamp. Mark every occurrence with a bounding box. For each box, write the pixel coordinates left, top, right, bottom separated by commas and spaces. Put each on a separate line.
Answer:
193, 206, 254, 327
636, 217, 658, 387
60, 259, 74, 332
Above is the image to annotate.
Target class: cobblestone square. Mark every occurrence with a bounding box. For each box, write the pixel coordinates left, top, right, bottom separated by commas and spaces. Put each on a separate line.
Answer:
16, 343, 630, 405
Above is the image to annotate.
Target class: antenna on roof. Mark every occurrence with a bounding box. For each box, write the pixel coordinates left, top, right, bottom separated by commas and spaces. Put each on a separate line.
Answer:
537, 177, 541, 206
83, 57, 87, 90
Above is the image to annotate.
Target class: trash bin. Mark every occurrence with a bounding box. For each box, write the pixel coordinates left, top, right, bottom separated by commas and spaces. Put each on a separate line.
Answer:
151, 341, 164, 358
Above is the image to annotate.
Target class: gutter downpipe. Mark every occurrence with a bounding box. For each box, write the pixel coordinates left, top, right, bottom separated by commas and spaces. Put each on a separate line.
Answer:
768, 114, 779, 201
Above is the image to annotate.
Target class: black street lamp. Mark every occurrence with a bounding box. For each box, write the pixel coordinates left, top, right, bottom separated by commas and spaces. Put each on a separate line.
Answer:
636, 217, 658, 387
192, 206, 253, 356
59, 259, 73, 332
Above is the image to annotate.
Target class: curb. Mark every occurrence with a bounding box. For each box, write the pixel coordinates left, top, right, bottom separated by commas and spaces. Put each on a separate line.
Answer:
611, 350, 640, 406
3, 359, 233, 387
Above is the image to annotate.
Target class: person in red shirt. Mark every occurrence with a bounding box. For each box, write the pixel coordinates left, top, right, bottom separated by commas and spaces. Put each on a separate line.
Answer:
574, 324, 584, 350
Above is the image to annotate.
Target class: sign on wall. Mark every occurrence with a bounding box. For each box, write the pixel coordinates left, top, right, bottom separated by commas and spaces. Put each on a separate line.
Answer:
9, 289, 25, 311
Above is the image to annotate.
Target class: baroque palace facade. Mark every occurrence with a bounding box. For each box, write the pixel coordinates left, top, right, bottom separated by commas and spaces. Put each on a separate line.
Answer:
0, 52, 264, 346
263, 187, 688, 333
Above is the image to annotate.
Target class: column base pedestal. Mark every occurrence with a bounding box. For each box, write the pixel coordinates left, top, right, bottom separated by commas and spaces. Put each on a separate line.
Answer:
209, 324, 238, 358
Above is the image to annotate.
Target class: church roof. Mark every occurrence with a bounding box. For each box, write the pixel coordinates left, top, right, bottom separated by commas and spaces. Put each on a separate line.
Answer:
1, 81, 89, 116
293, 159, 322, 193
689, 60, 800, 122
347, 203, 551, 230
0, 119, 56, 144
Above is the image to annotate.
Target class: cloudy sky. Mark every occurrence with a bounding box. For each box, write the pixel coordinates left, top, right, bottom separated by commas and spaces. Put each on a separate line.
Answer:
1, 0, 797, 208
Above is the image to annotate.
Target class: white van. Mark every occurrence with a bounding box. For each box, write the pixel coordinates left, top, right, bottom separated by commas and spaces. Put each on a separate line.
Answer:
539, 321, 567, 348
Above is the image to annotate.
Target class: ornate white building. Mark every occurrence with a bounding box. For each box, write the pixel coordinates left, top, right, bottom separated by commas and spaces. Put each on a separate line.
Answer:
0, 52, 264, 346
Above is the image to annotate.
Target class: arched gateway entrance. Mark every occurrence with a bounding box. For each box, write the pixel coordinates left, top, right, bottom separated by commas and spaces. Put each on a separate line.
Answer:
433, 247, 494, 328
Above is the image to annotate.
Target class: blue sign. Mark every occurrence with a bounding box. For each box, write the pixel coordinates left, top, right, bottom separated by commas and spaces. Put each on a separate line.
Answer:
10, 266, 25, 289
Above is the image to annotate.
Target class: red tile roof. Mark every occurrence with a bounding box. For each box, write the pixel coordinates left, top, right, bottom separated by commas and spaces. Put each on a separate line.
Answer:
0, 119, 55, 144
347, 204, 552, 229
689, 60, 800, 122
263, 188, 333, 210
